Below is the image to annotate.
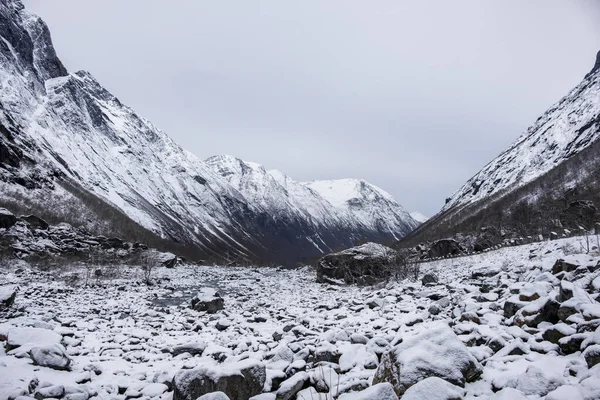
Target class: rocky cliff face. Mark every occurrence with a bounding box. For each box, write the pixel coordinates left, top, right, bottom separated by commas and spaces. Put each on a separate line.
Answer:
0, 0, 417, 265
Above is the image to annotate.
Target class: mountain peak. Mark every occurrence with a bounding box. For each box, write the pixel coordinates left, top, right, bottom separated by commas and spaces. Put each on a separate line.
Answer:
591, 50, 600, 75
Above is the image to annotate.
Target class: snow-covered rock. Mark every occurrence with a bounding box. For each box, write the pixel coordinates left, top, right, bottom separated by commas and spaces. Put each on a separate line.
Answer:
173, 359, 266, 400
400, 377, 465, 400
29, 344, 71, 370
373, 322, 482, 395
6, 327, 61, 350
337, 382, 398, 400
191, 288, 225, 314
0, 285, 17, 310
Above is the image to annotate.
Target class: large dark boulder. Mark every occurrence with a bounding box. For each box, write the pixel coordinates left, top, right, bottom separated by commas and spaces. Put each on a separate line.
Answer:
0, 285, 17, 310
20, 215, 49, 230
317, 243, 397, 285
560, 200, 598, 230
172, 360, 265, 400
0, 208, 17, 229
428, 239, 463, 258
191, 288, 225, 313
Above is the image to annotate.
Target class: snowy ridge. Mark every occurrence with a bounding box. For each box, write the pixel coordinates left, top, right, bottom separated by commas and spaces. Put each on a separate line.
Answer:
443, 67, 600, 211
410, 211, 428, 224
0, 2, 418, 264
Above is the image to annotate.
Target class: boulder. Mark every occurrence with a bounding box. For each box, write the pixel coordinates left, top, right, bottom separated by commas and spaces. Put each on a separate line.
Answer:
275, 372, 308, 400
583, 344, 600, 368
428, 239, 462, 258
499, 365, 563, 397
191, 288, 225, 313
552, 259, 579, 275
316, 243, 397, 285
7, 327, 62, 350
0, 208, 17, 229
401, 377, 465, 400
173, 360, 266, 400
0, 285, 17, 310
20, 215, 49, 230
337, 383, 398, 400
421, 273, 438, 286
157, 252, 178, 268
197, 393, 231, 400
30, 344, 71, 370
172, 342, 207, 357
34, 384, 65, 400
372, 322, 482, 396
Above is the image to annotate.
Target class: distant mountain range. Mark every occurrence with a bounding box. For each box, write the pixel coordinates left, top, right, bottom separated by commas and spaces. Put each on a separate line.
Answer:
0, 0, 418, 265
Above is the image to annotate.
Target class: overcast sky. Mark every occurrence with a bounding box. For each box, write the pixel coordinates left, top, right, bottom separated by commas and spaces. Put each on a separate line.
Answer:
24, 0, 600, 216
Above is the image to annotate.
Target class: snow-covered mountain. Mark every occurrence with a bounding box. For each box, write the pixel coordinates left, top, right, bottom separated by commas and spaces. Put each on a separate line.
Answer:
403, 51, 600, 246
0, 0, 417, 264
443, 54, 600, 211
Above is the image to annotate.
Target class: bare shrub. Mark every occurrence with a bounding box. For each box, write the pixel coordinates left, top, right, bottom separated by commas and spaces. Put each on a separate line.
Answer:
560, 242, 578, 256
140, 250, 160, 285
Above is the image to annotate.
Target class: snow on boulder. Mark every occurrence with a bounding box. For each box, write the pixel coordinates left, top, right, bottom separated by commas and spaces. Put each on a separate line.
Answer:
275, 371, 308, 400
493, 365, 564, 397
7, 327, 62, 350
30, 343, 71, 370
171, 342, 207, 357
0, 208, 17, 229
0, 285, 17, 310
140, 383, 169, 397
372, 322, 483, 396
157, 252, 178, 268
337, 382, 398, 400
191, 288, 225, 314
173, 359, 266, 400
197, 393, 231, 400
400, 377, 465, 400
317, 242, 397, 285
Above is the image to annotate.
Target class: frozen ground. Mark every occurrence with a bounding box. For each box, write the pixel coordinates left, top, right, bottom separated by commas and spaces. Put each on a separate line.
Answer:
1, 235, 600, 399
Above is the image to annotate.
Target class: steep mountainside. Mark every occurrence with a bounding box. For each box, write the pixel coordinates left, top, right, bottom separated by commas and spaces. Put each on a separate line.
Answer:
0, 0, 417, 265
401, 53, 600, 249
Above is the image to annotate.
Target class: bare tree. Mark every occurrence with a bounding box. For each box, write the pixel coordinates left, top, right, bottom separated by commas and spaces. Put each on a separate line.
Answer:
140, 250, 160, 285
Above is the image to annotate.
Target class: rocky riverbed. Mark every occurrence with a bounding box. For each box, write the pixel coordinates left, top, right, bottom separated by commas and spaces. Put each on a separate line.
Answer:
1, 236, 600, 399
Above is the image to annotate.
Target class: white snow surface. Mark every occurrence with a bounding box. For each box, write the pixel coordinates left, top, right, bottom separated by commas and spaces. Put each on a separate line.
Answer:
1, 235, 600, 399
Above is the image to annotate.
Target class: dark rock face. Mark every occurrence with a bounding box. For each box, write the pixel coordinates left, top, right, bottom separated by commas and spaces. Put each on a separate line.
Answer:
552, 259, 579, 275
20, 215, 49, 230
316, 242, 396, 285
172, 360, 266, 400
560, 200, 599, 230
0, 208, 17, 229
428, 239, 462, 258
0, 0, 67, 84
0, 285, 17, 310
421, 273, 438, 286
191, 289, 225, 314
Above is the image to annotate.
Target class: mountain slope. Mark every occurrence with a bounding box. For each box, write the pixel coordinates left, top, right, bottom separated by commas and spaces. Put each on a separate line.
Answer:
0, 0, 417, 265
401, 53, 600, 248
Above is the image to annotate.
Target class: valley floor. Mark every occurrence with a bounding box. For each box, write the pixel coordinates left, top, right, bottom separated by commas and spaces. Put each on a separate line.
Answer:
1, 235, 600, 399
